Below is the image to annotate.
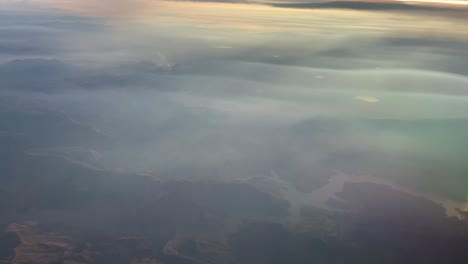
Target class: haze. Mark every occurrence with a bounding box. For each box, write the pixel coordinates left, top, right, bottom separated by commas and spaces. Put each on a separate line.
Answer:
0, 0, 467, 263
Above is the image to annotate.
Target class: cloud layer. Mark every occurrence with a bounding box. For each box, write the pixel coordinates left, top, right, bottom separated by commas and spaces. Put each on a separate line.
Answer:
1, 0, 468, 218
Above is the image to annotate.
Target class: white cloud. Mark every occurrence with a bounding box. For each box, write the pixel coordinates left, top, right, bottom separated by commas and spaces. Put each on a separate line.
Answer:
355, 96, 380, 103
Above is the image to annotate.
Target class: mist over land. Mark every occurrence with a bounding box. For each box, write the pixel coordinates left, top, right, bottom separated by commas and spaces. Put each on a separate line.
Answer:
0, 0, 468, 263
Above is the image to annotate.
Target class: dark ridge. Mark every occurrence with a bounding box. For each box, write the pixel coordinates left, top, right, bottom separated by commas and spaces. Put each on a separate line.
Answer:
270, 1, 460, 11
0, 229, 20, 263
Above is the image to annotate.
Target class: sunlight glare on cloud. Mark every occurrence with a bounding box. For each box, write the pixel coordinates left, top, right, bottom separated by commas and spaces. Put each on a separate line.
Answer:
355, 96, 380, 103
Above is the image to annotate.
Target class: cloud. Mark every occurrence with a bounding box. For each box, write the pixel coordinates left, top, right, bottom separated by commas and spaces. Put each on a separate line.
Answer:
1, 2, 468, 210
355, 96, 380, 103
14, 0, 156, 16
